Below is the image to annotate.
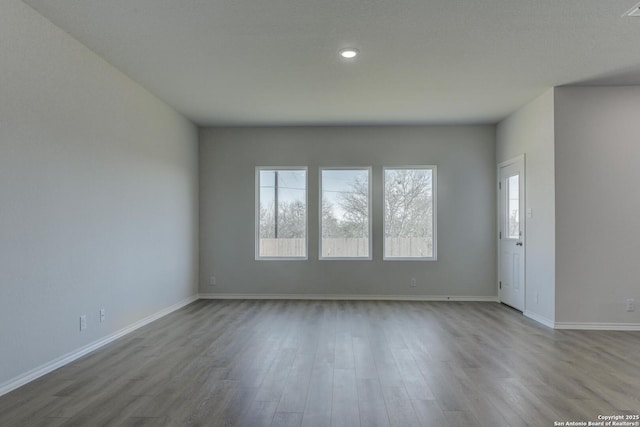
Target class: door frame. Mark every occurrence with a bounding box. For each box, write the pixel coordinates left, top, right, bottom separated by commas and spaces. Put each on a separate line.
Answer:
497, 154, 526, 310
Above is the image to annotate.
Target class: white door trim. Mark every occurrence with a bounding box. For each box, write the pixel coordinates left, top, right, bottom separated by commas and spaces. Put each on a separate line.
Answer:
497, 154, 526, 311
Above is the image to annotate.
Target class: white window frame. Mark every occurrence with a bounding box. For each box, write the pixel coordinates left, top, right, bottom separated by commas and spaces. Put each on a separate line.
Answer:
383, 166, 437, 261
255, 166, 308, 260
319, 166, 373, 261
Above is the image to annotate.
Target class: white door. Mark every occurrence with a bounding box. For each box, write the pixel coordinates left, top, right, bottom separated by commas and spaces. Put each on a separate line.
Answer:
498, 156, 525, 311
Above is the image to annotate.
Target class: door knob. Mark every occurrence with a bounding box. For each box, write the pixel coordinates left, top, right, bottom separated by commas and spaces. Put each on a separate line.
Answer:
516, 242, 523, 246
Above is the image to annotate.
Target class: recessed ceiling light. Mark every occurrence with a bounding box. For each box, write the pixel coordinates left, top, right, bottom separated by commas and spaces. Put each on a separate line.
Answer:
339, 48, 359, 59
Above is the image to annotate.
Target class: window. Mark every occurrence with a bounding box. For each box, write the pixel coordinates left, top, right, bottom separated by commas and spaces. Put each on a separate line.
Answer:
256, 167, 307, 259
383, 167, 437, 260
506, 174, 520, 239
320, 168, 371, 259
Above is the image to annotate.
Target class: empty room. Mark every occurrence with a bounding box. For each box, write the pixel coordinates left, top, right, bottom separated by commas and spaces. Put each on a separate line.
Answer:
1, 0, 640, 426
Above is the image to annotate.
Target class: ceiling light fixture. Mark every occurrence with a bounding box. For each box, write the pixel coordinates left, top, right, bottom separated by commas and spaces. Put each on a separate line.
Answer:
339, 48, 359, 59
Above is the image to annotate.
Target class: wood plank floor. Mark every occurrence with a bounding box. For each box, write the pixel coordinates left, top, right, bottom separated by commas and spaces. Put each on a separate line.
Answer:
1, 300, 639, 426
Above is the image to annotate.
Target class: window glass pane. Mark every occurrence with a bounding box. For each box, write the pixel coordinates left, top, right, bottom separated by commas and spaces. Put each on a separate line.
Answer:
384, 168, 435, 259
321, 169, 370, 258
507, 174, 519, 239
258, 168, 306, 258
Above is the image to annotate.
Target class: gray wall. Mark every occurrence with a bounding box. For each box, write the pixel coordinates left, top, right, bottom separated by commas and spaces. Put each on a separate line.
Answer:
0, 1, 199, 386
555, 87, 640, 324
200, 126, 496, 297
497, 89, 556, 324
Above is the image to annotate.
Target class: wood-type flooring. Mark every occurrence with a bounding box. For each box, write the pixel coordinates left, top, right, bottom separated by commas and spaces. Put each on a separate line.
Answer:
1, 300, 639, 426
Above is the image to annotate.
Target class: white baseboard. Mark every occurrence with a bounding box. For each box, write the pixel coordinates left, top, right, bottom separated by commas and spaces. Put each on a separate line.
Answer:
198, 293, 499, 302
0, 295, 198, 398
553, 322, 640, 331
523, 310, 555, 328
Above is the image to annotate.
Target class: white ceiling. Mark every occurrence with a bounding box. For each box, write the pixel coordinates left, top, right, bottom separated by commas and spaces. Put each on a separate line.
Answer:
23, 0, 640, 126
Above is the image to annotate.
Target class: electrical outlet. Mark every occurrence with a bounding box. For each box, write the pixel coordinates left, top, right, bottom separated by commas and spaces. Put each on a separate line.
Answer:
410, 278, 417, 288
80, 315, 87, 331
100, 308, 106, 322
209, 276, 217, 286
626, 299, 635, 312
